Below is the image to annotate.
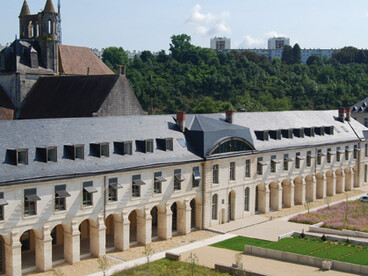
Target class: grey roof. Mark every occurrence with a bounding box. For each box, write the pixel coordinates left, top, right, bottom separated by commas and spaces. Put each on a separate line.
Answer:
351, 97, 368, 113
0, 110, 366, 185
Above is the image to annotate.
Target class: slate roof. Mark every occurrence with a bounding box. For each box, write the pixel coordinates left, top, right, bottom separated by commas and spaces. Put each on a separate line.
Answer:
0, 110, 366, 185
19, 75, 118, 119
0, 86, 14, 120
351, 97, 368, 113
59, 45, 114, 75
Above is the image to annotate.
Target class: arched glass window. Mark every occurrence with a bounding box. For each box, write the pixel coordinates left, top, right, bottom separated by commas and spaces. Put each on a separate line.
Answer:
210, 138, 253, 156
48, 20, 52, 34
212, 194, 218, 220
244, 187, 250, 211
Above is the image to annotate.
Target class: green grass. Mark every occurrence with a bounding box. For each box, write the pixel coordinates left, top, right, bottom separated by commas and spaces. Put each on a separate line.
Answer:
113, 258, 231, 275
211, 236, 368, 266
211, 236, 272, 251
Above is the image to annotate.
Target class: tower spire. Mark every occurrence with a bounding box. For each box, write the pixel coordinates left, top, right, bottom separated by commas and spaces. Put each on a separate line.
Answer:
19, 0, 31, 17
57, 0, 62, 44
43, 0, 56, 13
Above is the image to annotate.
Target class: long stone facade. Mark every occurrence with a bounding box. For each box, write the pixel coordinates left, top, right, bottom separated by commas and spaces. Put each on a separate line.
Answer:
0, 109, 367, 275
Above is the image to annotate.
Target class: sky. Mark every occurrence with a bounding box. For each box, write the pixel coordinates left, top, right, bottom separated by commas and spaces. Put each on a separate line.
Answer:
1, 0, 368, 52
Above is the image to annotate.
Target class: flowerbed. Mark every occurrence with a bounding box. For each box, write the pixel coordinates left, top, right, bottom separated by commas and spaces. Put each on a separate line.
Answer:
289, 199, 368, 232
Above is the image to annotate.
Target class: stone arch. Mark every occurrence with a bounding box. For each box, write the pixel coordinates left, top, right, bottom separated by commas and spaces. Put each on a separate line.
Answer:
50, 224, 68, 264
269, 182, 280, 211
79, 218, 97, 258
255, 184, 267, 214
326, 170, 334, 196
316, 173, 324, 199
305, 175, 314, 202
228, 190, 236, 221
344, 168, 352, 191
293, 177, 303, 205
19, 228, 40, 272
281, 179, 292, 208
189, 197, 201, 229
128, 209, 143, 244
150, 206, 160, 239
105, 214, 120, 250
335, 169, 344, 194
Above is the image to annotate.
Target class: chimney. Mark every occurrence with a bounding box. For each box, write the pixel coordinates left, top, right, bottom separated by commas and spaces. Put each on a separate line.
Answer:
87, 67, 90, 75
225, 110, 234, 123
338, 107, 345, 122
176, 111, 186, 132
117, 65, 126, 76
346, 107, 351, 121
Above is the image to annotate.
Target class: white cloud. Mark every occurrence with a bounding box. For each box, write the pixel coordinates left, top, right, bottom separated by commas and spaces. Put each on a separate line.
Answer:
265, 31, 287, 38
239, 31, 289, 48
186, 4, 231, 37
245, 36, 264, 47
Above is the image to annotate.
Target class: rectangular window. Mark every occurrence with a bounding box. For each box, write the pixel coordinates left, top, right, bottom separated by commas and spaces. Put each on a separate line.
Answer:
317, 149, 322, 165
307, 151, 312, 167
90, 143, 109, 158
327, 148, 332, 163
192, 166, 201, 188
365, 144, 368, 158
75, 145, 84, 159
245, 160, 251, 178
354, 145, 359, 159
257, 157, 265, 175
166, 138, 173, 151
0, 192, 8, 221
345, 146, 350, 161
100, 143, 109, 157
294, 152, 300, 169
113, 141, 132, 155
83, 181, 97, 206
337, 147, 342, 162
24, 188, 40, 216
124, 141, 132, 155
283, 154, 291, 170
271, 155, 277, 173
154, 172, 166, 194
108, 178, 122, 202
64, 144, 84, 160
36, 146, 57, 162
174, 169, 184, 190
365, 164, 368, 183
213, 165, 219, 184
55, 184, 70, 211
229, 162, 236, 181
132, 175, 145, 197
146, 140, 154, 153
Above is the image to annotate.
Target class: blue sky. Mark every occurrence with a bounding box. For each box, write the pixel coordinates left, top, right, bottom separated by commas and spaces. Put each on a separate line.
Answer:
1, 0, 368, 52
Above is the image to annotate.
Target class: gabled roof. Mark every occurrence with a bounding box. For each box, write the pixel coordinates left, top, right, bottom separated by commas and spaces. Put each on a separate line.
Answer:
59, 45, 114, 75
19, 75, 119, 119
43, 0, 56, 13
19, 0, 31, 16
0, 86, 14, 120
351, 97, 368, 113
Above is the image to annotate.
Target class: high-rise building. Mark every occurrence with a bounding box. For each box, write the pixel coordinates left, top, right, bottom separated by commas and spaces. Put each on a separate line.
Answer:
268, 37, 290, 50
210, 37, 231, 50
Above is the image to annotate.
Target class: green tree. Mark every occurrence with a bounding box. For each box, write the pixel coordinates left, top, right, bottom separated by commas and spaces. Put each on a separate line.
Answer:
102, 47, 129, 71
292, 43, 302, 64
281, 45, 293, 65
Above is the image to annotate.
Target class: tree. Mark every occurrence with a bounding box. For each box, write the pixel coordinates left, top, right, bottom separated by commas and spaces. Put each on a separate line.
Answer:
186, 252, 199, 276
292, 43, 302, 64
169, 34, 194, 62
332, 46, 359, 64
281, 45, 293, 65
306, 55, 323, 66
102, 47, 129, 71
97, 255, 110, 276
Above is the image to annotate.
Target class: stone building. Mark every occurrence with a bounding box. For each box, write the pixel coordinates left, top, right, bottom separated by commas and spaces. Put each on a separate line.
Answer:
351, 97, 368, 127
0, 108, 366, 275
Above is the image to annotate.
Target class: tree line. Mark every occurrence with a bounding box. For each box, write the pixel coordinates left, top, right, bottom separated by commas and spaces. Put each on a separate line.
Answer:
102, 34, 368, 114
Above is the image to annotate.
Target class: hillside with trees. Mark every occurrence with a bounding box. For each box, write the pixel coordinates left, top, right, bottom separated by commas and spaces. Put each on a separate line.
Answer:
102, 34, 368, 114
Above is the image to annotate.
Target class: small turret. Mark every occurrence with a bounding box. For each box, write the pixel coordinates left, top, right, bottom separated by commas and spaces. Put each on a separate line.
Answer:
43, 0, 56, 13
19, 0, 31, 17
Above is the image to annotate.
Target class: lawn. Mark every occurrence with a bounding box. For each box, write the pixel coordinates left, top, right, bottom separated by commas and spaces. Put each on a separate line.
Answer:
211, 236, 368, 266
289, 199, 368, 232
112, 258, 231, 276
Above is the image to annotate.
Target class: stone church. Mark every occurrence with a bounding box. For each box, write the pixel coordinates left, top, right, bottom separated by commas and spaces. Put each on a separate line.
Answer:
0, 0, 145, 119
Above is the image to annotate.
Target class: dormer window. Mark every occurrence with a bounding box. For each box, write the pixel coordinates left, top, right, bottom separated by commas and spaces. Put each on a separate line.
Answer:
114, 141, 132, 155
269, 130, 281, 140
305, 128, 315, 137
136, 139, 154, 153
156, 138, 173, 151
7, 148, 28, 165
64, 144, 84, 160
36, 146, 57, 163
90, 142, 109, 158
255, 131, 269, 141
293, 128, 304, 138
282, 129, 293, 139
315, 127, 325, 136
325, 126, 334, 135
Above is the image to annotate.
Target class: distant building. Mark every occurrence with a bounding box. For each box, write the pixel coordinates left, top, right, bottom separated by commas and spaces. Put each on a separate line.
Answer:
268, 37, 290, 50
210, 37, 231, 50
351, 97, 368, 127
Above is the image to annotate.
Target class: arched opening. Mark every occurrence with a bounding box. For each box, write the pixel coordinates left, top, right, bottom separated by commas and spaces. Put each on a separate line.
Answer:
316, 173, 324, 199
281, 180, 292, 208
20, 229, 36, 271
28, 22, 33, 38
105, 215, 115, 250
228, 191, 236, 221
128, 210, 138, 244
244, 187, 250, 211
305, 175, 314, 202
326, 171, 334, 196
51, 224, 65, 264
151, 207, 158, 239
48, 19, 52, 34
0, 236, 5, 274
209, 137, 254, 156
212, 194, 218, 220
79, 220, 91, 258
269, 182, 280, 211
171, 203, 177, 232
294, 177, 303, 205
190, 199, 196, 229
255, 185, 267, 213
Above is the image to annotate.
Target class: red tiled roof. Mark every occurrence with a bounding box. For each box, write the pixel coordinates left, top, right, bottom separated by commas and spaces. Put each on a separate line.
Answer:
58, 45, 114, 75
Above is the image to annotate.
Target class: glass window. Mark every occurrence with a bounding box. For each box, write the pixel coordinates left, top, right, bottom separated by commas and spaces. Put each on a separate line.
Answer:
146, 140, 154, 153
0, 192, 7, 221
345, 146, 350, 161
100, 143, 109, 157
132, 175, 143, 197
307, 151, 312, 167
365, 144, 368, 158
192, 167, 201, 188
211, 139, 252, 155
245, 160, 251, 178
213, 165, 219, 184
83, 181, 96, 206
17, 149, 28, 165
75, 145, 84, 159
124, 142, 132, 155
24, 188, 40, 216
55, 184, 70, 211
229, 162, 236, 181
257, 157, 264, 175
47, 147, 57, 162
212, 194, 218, 220
174, 169, 183, 190
244, 188, 250, 211
108, 178, 118, 202
271, 155, 277, 173
327, 148, 332, 163
154, 172, 165, 194
166, 138, 173, 151
337, 147, 341, 162
317, 149, 322, 165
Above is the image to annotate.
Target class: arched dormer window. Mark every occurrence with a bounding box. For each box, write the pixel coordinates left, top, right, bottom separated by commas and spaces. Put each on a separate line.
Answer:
209, 137, 254, 156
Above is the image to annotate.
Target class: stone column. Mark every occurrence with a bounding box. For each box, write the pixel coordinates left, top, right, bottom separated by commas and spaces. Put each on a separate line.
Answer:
5, 231, 22, 276
178, 199, 191, 235
90, 215, 106, 257
195, 201, 202, 229
345, 170, 352, 191
158, 203, 172, 240
64, 220, 80, 264
301, 180, 306, 204
114, 212, 129, 251
137, 208, 152, 245
35, 225, 52, 272
290, 184, 295, 207
265, 186, 270, 213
